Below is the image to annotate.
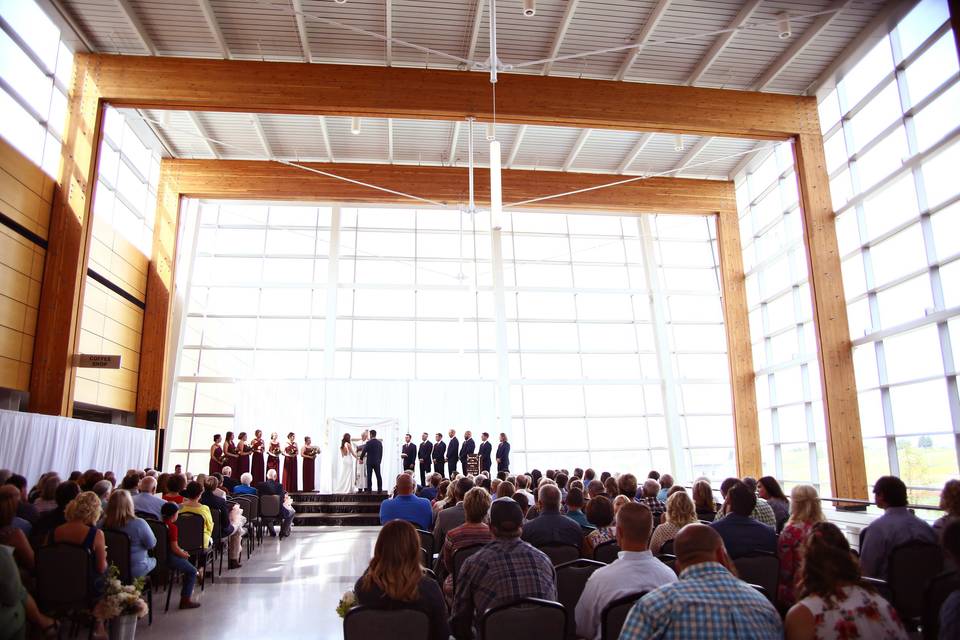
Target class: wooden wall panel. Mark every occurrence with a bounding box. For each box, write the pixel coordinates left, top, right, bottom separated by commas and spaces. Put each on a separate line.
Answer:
0, 139, 53, 392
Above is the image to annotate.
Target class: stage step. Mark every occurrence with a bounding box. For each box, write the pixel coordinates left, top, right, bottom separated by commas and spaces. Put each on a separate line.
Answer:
290, 492, 388, 527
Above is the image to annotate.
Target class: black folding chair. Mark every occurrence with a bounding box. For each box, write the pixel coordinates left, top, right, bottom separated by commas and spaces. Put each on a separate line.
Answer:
480, 597, 567, 640
537, 543, 580, 566
733, 552, 779, 606
921, 570, 960, 640
417, 529, 435, 561
177, 512, 215, 590
659, 539, 675, 556
593, 540, 620, 564
452, 544, 486, 594
556, 559, 605, 639
145, 520, 175, 614
600, 591, 647, 640
36, 543, 94, 638
887, 541, 944, 627
343, 605, 431, 640
103, 528, 154, 625
259, 494, 283, 538
656, 553, 677, 573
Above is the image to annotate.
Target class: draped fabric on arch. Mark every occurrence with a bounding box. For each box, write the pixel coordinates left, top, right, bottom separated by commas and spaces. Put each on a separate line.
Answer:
0, 409, 156, 485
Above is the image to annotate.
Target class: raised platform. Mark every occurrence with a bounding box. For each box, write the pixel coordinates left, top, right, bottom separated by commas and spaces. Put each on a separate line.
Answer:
290, 491, 388, 526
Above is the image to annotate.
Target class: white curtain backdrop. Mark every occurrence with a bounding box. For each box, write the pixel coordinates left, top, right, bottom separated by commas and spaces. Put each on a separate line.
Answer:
231, 380, 497, 493
0, 409, 156, 485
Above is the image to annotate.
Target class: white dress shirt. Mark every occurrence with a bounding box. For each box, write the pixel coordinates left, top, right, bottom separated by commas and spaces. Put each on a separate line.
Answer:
575, 549, 678, 640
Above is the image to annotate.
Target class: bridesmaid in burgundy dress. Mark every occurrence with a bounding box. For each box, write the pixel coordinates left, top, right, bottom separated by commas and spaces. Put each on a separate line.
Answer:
251, 429, 266, 484
301, 436, 318, 492
267, 432, 281, 479
209, 434, 224, 475
224, 431, 238, 474
282, 432, 298, 492
236, 432, 251, 476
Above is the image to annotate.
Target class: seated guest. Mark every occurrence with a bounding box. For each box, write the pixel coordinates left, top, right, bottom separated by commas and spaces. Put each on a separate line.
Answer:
200, 477, 242, 569
178, 481, 213, 548
451, 498, 556, 639
515, 474, 535, 504
355, 520, 449, 640
495, 480, 515, 499
162, 474, 185, 503
582, 495, 616, 558
0, 543, 58, 639
692, 479, 717, 521
54, 492, 108, 639
0, 485, 34, 573
233, 472, 258, 496
555, 473, 568, 501
432, 480, 451, 514
380, 473, 433, 531
257, 469, 294, 537
650, 490, 698, 554
32, 474, 60, 513
860, 475, 937, 579
92, 479, 112, 512
934, 479, 960, 537
513, 492, 532, 521
656, 474, 673, 502
419, 473, 441, 501
612, 494, 632, 515
521, 484, 583, 548
440, 487, 493, 599
5, 475, 38, 526
583, 468, 596, 485
102, 490, 157, 578
31, 481, 80, 547
604, 476, 619, 499
785, 522, 906, 639
564, 487, 590, 528
434, 477, 474, 549
778, 484, 826, 609
620, 524, 782, 639
710, 480, 777, 558
119, 474, 140, 494
940, 519, 960, 639
586, 479, 605, 500
132, 476, 166, 520
576, 503, 677, 640
758, 476, 790, 532
221, 466, 238, 492
159, 502, 201, 609
638, 479, 665, 520
714, 476, 777, 528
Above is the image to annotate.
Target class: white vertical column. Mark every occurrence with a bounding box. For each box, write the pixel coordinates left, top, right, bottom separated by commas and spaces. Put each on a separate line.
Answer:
639, 214, 688, 482
324, 206, 341, 378
491, 227, 512, 441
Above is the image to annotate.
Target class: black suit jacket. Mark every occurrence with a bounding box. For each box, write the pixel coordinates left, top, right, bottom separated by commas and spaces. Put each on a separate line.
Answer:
496, 441, 510, 468
418, 440, 433, 464
402, 442, 417, 468
432, 441, 446, 464
459, 438, 475, 464
447, 437, 459, 462
478, 440, 492, 467
256, 479, 286, 500
360, 438, 383, 466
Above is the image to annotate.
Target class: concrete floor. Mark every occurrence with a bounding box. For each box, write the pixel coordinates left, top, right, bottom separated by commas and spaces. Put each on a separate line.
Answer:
137, 527, 379, 640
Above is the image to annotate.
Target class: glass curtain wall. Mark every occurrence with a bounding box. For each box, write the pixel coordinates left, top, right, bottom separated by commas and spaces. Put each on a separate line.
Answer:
172, 203, 736, 478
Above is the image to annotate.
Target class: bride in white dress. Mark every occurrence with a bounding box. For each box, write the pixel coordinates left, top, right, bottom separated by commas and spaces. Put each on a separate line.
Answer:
335, 432, 358, 493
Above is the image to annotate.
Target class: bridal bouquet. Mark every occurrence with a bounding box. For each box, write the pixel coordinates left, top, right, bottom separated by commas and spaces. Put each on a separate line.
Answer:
93, 565, 149, 620
336, 590, 356, 618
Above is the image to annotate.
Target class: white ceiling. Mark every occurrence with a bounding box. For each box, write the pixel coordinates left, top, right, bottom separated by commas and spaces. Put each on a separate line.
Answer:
49, 0, 895, 179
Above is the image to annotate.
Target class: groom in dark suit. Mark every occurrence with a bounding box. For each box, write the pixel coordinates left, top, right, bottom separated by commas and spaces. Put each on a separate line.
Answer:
478, 432, 493, 473
359, 429, 383, 492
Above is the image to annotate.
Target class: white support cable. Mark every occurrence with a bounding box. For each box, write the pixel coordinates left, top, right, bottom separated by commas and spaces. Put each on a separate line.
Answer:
259, 0, 475, 67
685, 0, 763, 86
562, 128, 592, 172
198, 0, 231, 59
506, 125, 527, 168
318, 116, 335, 162
507, 142, 775, 208
727, 141, 771, 180
541, 0, 580, 76
187, 112, 220, 159
616, 133, 653, 174
291, 0, 313, 62
115, 0, 157, 55
750, 0, 853, 91
615, 0, 674, 81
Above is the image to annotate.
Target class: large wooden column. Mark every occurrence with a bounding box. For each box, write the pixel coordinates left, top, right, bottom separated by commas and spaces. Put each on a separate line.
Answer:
794, 132, 868, 501
29, 56, 104, 415
717, 206, 762, 478
135, 163, 182, 427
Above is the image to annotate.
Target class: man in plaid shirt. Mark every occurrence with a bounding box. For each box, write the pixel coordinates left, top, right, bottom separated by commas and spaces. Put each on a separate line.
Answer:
619, 523, 782, 639
638, 478, 666, 520
451, 498, 557, 639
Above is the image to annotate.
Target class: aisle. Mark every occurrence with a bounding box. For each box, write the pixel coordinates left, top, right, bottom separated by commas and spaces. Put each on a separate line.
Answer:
137, 527, 379, 639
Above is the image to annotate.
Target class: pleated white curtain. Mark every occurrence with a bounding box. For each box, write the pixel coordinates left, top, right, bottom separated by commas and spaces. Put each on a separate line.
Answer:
0, 409, 156, 485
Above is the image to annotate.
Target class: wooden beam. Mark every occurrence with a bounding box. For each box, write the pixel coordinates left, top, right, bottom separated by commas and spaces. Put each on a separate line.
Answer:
84, 53, 817, 140
717, 206, 761, 478
157, 159, 734, 214
794, 131, 867, 500
29, 55, 105, 415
